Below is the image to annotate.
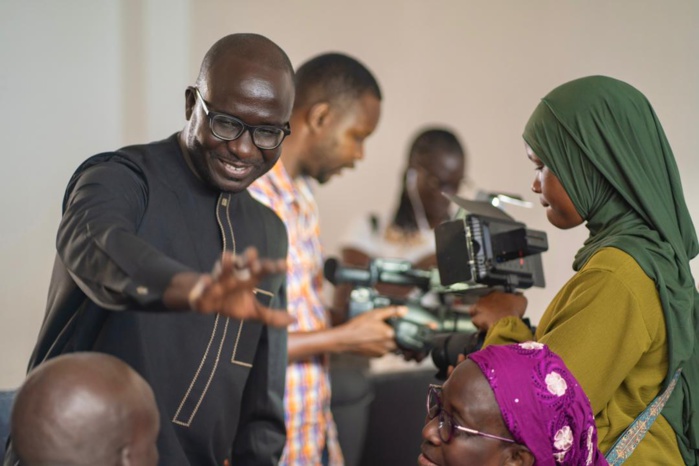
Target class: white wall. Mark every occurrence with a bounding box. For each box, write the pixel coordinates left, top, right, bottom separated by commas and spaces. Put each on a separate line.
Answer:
1, 0, 697, 388
0, 1, 122, 388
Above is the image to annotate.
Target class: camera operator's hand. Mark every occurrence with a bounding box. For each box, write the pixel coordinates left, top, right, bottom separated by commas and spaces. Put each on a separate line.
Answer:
400, 319, 438, 363
338, 306, 408, 358
469, 291, 527, 331
446, 353, 467, 378
402, 349, 428, 363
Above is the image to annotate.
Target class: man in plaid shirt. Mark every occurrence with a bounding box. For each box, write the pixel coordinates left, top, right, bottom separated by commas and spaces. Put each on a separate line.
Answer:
249, 53, 404, 466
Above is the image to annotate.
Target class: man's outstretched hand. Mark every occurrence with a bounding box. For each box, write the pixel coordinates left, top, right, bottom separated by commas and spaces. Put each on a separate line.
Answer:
165, 247, 293, 327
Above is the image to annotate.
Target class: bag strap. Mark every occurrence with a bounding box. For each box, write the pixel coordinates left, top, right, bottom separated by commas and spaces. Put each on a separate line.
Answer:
605, 368, 682, 465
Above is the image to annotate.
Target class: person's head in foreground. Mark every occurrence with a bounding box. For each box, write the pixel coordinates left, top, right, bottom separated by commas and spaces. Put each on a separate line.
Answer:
419, 342, 607, 466
11, 352, 160, 466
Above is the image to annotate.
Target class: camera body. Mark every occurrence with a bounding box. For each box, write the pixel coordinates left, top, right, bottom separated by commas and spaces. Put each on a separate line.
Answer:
324, 257, 476, 353
435, 194, 548, 295
347, 286, 438, 353
328, 195, 548, 378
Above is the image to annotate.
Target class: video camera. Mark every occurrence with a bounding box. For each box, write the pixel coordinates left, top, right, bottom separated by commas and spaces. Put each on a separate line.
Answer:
324, 257, 476, 356
435, 193, 548, 295
326, 194, 548, 378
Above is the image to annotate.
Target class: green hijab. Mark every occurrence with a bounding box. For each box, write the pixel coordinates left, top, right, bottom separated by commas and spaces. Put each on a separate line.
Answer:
523, 75, 699, 463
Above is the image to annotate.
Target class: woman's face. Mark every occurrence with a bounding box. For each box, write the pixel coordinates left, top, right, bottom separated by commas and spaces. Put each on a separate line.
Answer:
418, 361, 516, 466
413, 150, 465, 228
526, 144, 583, 230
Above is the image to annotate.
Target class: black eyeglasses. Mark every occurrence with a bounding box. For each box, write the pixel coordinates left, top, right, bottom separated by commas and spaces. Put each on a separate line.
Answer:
194, 87, 291, 150
426, 384, 515, 444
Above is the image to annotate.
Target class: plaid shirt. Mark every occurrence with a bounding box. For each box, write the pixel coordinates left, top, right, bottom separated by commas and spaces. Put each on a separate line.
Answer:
249, 162, 343, 466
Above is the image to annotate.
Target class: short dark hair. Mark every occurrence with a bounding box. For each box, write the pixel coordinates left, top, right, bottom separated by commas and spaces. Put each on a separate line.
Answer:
294, 52, 382, 109
392, 128, 467, 231
409, 128, 465, 163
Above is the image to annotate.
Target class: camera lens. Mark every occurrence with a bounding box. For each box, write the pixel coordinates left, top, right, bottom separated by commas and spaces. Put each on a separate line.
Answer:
430, 331, 485, 380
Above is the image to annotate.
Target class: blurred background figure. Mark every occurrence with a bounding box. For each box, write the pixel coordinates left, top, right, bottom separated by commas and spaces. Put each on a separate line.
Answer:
0, 390, 13, 460
8, 352, 160, 466
336, 127, 466, 281
249, 52, 400, 466
330, 127, 467, 466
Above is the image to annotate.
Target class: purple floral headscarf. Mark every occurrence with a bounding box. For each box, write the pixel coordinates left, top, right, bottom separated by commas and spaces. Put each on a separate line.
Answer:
468, 342, 608, 465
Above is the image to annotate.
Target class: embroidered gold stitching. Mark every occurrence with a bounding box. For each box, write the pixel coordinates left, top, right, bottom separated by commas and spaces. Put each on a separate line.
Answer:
225, 193, 236, 255
230, 321, 252, 367
180, 317, 230, 426
216, 194, 227, 255
172, 193, 264, 427
172, 314, 221, 426
254, 288, 274, 298
230, 289, 274, 365
172, 194, 238, 427
226, 194, 256, 368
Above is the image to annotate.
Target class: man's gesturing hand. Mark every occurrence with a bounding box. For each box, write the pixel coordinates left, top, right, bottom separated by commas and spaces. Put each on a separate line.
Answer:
186, 247, 293, 327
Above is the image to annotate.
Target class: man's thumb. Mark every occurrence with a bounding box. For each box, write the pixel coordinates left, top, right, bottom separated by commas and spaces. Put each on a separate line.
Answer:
374, 305, 407, 320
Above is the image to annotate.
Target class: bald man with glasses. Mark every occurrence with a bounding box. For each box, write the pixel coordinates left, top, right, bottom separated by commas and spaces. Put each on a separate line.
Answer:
5, 33, 295, 466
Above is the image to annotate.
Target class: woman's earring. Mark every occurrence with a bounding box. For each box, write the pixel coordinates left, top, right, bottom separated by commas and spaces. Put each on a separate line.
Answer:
406, 168, 418, 189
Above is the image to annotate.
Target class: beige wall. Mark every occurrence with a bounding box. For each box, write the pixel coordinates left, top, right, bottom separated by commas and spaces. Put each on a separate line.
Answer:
1, 0, 697, 388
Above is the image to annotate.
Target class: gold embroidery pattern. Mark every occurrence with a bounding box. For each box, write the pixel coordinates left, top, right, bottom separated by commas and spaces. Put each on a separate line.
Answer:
216, 193, 228, 257
172, 315, 229, 426
224, 193, 237, 258
173, 194, 234, 427
230, 321, 251, 367
172, 193, 264, 427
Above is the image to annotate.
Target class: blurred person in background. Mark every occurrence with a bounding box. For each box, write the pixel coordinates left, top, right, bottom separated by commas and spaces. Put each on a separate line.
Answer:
330, 127, 467, 466
249, 52, 404, 466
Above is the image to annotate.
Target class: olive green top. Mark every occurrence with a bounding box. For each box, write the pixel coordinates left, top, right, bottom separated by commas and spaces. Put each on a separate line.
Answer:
484, 247, 683, 465
519, 75, 698, 463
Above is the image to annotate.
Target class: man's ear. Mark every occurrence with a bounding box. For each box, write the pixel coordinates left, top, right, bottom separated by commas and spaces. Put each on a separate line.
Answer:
184, 87, 196, 120
307, 102, 331, 133
503, 444, 535, 466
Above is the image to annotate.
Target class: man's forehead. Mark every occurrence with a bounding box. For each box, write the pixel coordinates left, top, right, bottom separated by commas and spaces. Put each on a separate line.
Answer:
240, 75, 284, 99
206, 62, 293, 98
209, 54, 291, 82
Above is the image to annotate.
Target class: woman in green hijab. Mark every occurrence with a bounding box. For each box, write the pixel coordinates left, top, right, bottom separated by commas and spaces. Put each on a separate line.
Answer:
469, 76, 699, 465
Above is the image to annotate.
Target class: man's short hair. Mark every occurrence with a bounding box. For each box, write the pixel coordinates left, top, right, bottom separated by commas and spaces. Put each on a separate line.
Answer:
294, 52, 382, 109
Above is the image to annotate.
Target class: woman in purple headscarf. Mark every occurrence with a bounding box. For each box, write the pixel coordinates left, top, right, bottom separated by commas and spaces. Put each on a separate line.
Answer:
419, 342, 607, 466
